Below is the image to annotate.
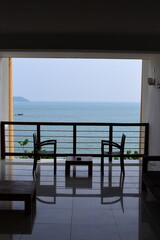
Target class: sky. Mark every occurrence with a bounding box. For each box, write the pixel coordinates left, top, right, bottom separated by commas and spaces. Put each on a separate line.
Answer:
13, 58, 142, 102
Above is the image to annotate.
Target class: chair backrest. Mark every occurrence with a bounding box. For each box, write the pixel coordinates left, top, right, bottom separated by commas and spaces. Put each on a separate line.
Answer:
120, 134, 126, 153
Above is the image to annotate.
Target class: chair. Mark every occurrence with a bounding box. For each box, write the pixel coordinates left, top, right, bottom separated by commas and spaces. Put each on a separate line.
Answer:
32, 132, 57, 175
101, 134, 126, 175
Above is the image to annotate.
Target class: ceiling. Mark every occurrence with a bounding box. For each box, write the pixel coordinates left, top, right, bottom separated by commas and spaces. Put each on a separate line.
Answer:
0, 1, 160, 53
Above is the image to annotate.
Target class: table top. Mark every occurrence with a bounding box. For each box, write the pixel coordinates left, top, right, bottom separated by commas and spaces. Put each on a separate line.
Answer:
66, 156, 92, 162
0, 180, 36, 195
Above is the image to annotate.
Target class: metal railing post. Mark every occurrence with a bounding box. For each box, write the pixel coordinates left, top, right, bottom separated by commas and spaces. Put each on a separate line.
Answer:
37, 124, 41, 160
37, 124, 41, 143
73, 124, 76, 155
109, 125, 113, 162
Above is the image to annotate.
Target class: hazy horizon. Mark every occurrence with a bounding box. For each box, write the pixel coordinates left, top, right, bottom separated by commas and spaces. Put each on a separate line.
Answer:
14, 97, 140, 103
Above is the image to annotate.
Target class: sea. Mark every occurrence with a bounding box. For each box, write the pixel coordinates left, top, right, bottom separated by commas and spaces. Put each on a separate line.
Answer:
13, 101, 140, 155
14, 101, 140, 123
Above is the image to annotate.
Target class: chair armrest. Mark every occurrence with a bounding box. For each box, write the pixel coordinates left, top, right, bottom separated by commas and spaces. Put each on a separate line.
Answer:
101, 140, 121, 149
40, 140, 56, 145
39, 140, 57, 151
143, 156, 160, 172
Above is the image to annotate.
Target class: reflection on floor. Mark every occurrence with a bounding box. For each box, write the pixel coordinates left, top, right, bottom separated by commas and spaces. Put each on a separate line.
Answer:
0, 158, 160, 240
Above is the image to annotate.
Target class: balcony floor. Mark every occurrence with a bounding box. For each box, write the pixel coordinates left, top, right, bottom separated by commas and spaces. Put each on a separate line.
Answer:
0, 158, 160, 240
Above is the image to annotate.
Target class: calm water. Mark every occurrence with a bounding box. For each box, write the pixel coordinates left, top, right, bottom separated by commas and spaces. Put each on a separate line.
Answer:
13, 102, 141, 155
14, 101, 140, 123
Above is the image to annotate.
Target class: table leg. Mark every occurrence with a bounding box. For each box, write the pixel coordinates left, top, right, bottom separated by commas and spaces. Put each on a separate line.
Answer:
54, 157, 57, 175
25, 198, 31, 214
65, 162, 70, 176
89, 163, 92, 176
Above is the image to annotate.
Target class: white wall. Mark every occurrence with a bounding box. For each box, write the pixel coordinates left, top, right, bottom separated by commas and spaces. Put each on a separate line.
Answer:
141, 56, 160, 155
141, 60, 149, 123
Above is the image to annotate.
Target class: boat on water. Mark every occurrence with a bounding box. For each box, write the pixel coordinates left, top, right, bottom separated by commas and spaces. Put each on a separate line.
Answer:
15, 113, 23, 116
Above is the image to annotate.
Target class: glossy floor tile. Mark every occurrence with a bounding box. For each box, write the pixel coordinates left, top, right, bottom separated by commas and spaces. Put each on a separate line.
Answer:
0, 158, 160, 240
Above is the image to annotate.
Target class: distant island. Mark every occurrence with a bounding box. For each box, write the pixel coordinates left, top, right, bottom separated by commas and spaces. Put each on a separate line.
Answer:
13, 96, 30, 102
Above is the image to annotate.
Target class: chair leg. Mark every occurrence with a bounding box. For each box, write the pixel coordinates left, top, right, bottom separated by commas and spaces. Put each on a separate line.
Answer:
120, 156, 125, 175
101, 156, 104, 176
32, 157, 38, 175
54, 156, 57, 175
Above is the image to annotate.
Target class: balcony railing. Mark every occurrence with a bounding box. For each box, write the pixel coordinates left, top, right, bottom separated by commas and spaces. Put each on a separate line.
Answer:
1, 121, 149, 159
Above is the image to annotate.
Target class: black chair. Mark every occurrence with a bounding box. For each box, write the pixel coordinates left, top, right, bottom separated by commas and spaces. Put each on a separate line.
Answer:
32, 132, 57, 175
101, 134, 126, 175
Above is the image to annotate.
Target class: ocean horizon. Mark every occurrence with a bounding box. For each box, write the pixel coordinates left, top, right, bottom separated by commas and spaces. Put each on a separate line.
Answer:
14, 101, 140, 123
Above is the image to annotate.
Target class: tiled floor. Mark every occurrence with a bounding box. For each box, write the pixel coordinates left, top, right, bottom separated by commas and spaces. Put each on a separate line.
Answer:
0, 158, 160, 240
